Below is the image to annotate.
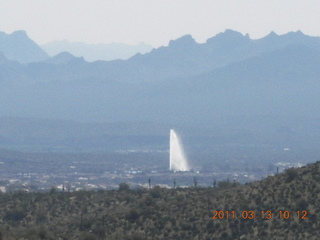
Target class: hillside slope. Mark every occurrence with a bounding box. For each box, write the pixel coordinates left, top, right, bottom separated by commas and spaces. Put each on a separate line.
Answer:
0, 161, 319, 239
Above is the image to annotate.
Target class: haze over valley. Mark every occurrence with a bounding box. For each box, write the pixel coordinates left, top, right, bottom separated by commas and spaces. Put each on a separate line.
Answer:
0, 29, 320, 190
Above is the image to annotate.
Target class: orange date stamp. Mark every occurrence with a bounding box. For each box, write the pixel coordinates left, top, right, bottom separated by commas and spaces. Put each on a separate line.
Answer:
212, 210, 308, 220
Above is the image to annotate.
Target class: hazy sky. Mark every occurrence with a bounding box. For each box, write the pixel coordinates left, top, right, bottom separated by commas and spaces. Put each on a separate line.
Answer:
0, 0, 319, 47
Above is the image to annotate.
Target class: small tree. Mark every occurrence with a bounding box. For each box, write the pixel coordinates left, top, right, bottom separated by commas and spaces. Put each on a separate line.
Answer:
217, 180, 233, 188
118, 182, 130, 191
285, 168, 298, 182
126, 209, 139, 222
50, 186, 57, 194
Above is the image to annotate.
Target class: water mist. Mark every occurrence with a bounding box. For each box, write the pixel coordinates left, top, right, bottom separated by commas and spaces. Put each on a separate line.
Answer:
169, 129, 190, 171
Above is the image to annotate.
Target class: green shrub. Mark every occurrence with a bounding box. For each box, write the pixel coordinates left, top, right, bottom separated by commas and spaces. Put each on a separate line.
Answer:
3, 209, 26, 222
126, 209, 139, 222
118, 182, 130, 191
285, 168, 298, 182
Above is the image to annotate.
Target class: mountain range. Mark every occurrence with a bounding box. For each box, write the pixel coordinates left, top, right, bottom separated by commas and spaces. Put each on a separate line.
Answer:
41, 40, 153, 62
1, 29, 320, 153
1, 29, 320, 121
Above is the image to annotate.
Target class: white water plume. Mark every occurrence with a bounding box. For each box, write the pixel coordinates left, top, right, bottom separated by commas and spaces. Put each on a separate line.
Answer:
169, 129, 189, 171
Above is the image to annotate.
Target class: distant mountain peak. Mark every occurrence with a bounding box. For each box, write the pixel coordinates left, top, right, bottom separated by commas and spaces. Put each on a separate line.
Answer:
168, 34, 196, 47
267, 31, 278, 37
293, 30, 304, 35
0, 30, 27, 38
223, 29, 248, 36
214, 29, 249, 38
56, 51, 75, 58
282, 30, 308, 39
263, 30, 308, 40
11, 30, 28, 38
206, 29, 250, 47
0, 30, 49, 63
45, 51, 85, 64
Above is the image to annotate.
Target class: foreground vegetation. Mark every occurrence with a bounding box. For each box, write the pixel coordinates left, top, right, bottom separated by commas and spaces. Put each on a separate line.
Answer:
0, 162, 319, 239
